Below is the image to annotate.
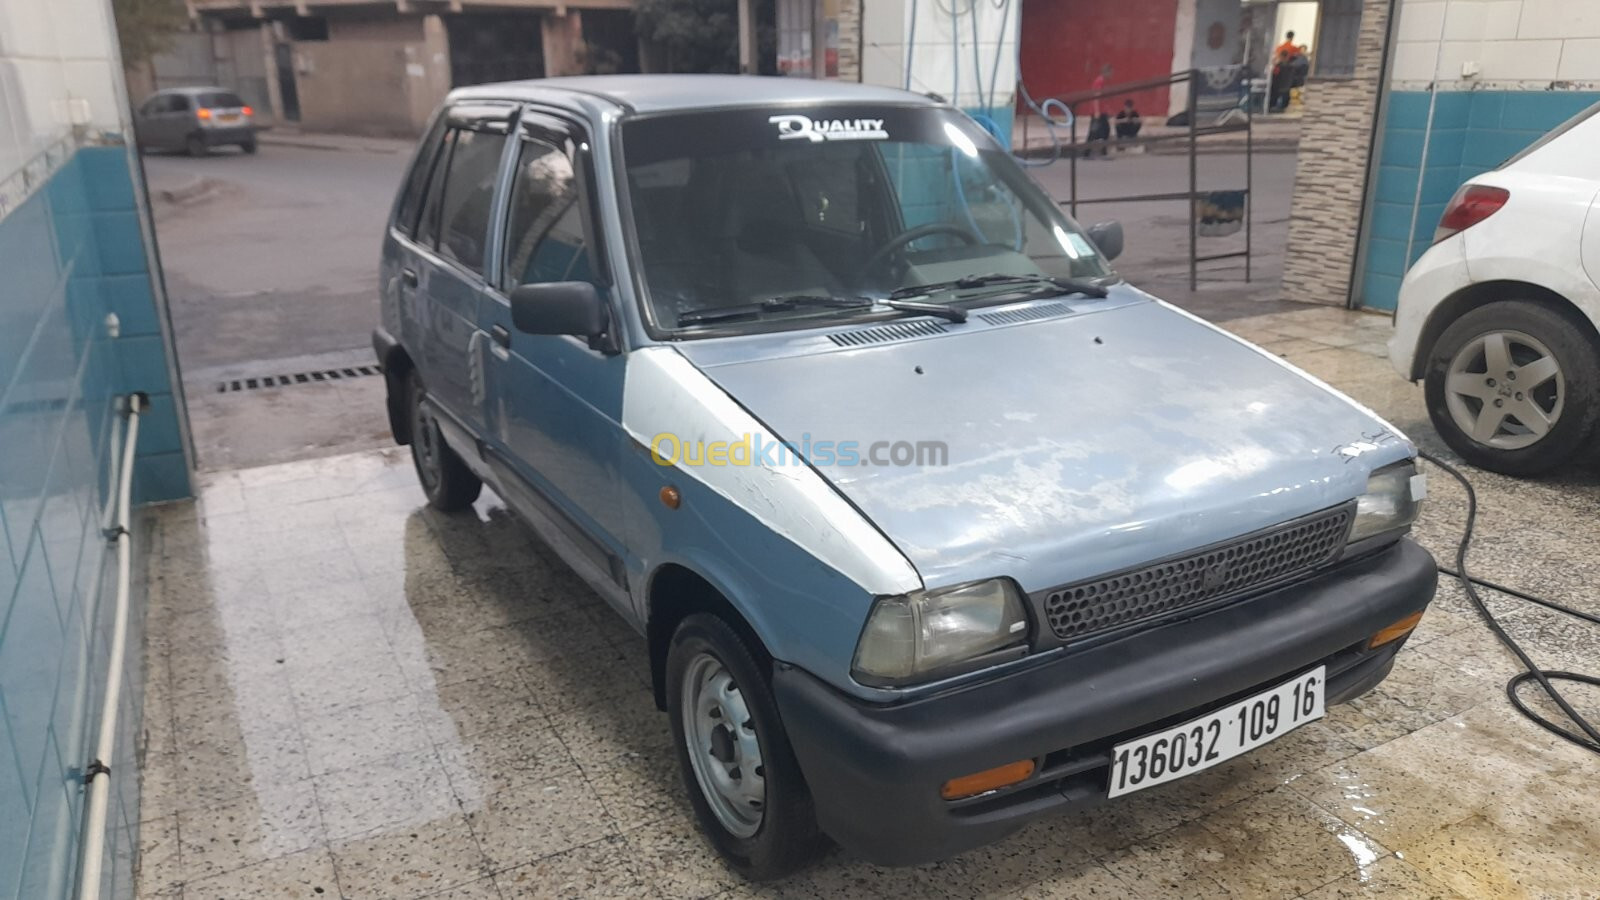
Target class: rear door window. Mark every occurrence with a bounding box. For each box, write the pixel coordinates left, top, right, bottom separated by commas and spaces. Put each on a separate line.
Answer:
396, 117, 449, 235
436, 128, 509, 275
416, 130, 456, 250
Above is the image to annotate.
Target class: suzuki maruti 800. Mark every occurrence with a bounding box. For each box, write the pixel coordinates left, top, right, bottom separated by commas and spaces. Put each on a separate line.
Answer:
375, 76, 1438, 879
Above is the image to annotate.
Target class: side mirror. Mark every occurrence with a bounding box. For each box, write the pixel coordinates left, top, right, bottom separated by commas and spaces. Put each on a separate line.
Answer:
510, 281, 611, 346
1087, 220, 1124, 261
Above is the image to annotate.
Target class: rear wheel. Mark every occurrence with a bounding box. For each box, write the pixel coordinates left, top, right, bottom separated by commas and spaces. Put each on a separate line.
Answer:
185, 134, 207, 157
240, 138, 258, 154
1423, 299, 1600, 474
406, 370, 482, 510
666, 614, 825, 880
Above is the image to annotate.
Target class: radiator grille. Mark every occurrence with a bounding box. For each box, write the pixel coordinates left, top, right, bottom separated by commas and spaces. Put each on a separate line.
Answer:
1042, 506, 1354, 642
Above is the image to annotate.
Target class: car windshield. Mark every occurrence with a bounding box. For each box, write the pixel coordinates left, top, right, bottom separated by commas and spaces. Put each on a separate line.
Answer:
619, 105, 1113, 333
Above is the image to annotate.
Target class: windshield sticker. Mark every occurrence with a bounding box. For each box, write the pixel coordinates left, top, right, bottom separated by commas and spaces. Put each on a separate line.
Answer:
770, 114, 888, 143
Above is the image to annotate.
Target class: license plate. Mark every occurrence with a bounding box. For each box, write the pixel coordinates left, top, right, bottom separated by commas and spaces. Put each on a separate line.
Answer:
1107, 666, 1325, 798
218, 113, 241, 124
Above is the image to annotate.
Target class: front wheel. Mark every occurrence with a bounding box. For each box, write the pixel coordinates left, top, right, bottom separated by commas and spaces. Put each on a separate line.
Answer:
406, 370, 482, 510
1423, 299, 1600, 475
666, 614, 825, 880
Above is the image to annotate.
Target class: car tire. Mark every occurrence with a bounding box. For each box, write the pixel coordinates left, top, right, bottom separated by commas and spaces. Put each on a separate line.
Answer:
666, 613, 826, 881
185, 134, 208, 157
1423, 299, 1600, 475
406, 370, 482, 511
240, 139, 258, 154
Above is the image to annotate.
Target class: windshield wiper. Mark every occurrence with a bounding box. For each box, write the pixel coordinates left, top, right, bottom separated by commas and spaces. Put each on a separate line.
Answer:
677, 294, 870, 326
888, 273, 1109, 301
676, 293, 968, 326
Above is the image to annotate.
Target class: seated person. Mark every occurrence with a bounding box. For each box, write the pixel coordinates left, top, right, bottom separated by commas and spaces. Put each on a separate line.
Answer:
1114, 100, 1142, 143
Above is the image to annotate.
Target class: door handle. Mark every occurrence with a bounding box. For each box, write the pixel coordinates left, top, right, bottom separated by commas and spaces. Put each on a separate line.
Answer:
400, 268, 418, 288
490, 324, 511, 349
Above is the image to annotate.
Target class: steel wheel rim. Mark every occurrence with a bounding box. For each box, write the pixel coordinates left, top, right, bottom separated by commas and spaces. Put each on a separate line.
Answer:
411, 393, 441, 491
1444, 328, 1564, 451
681, 652, 765, 838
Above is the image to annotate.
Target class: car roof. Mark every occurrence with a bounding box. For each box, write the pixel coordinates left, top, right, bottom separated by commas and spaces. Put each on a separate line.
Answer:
447, 74, 938, 115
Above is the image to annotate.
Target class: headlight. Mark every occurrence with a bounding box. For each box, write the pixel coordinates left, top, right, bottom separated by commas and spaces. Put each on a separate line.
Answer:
852, 578, 1029, 686
1349, 460, 1424, 543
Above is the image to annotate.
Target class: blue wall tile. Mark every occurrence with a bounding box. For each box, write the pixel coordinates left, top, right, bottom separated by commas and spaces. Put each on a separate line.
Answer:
1, 139, 189, 899
1356, 89, 1600, 310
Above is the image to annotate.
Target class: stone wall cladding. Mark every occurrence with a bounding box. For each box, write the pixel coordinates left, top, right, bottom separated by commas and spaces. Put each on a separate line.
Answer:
1281, 0, 1392, 307
837, 0, 862, 82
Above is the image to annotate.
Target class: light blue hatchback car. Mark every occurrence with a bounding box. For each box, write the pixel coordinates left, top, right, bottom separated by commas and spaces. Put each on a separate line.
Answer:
375, 75, 1438, 878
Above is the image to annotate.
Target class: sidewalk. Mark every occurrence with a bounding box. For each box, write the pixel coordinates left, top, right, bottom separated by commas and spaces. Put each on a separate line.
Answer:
1012, 113, 1301, 158
255, 125, 415, 155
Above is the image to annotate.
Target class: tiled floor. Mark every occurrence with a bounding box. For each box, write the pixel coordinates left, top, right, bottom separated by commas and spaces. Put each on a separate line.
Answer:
136, 303, 1600, 899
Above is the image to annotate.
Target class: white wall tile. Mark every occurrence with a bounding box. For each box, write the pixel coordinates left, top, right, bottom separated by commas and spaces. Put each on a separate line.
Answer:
0, 0, 59, 60
1442, 1, 1488, 40
1514, 0, 1600, 39
1479, 37, 1563, 78
1398, 1, 1449, 42
1437, 40, 1483, 79
62, 59, 122, 132
49, 0, 114, 62
1483, 0, 1524, 36
1556, 37, 1600, 79
1392, 40, 1445, 82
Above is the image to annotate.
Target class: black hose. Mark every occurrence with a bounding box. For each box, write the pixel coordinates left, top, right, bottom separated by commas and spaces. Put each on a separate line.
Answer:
1418, 451, 1600, 755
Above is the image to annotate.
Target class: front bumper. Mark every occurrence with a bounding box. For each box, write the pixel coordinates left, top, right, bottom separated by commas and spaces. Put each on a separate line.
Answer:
773, 538, 1437, 866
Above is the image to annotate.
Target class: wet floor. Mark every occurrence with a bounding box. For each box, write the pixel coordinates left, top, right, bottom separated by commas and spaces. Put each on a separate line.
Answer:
135, 303, 1600, 899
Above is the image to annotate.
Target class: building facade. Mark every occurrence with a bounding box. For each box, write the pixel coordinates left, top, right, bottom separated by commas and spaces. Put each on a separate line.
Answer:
1, 0, 191, 895
160, 0, 637, 136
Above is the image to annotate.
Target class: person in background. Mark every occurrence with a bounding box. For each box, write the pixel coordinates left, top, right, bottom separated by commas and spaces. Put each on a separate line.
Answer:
1270, 33, 1300, 112
1114, 99, 1142, 149
1090, 64, 1112, 118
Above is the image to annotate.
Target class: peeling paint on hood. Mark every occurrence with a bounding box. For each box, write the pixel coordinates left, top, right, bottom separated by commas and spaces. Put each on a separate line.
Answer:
681, 298, 1413, 592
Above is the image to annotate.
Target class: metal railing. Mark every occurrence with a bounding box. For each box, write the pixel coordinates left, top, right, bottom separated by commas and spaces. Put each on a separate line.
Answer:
75, 393, 146, 900
1026, 69, 1256, 291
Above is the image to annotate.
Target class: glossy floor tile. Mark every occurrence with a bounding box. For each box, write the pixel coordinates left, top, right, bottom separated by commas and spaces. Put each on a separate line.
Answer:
135, 304, 1600, 899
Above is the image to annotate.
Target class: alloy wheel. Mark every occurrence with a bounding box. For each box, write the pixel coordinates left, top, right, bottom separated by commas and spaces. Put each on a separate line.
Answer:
1444, 328, 1564, 450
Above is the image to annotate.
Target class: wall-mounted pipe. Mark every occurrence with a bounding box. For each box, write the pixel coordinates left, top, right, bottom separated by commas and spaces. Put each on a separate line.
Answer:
75, 393, 145, 900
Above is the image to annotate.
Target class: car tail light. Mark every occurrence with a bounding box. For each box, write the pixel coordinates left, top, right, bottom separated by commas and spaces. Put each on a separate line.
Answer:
196, 107, 212, 120
1434, 184, 1509, 244
242, 106, 253, 117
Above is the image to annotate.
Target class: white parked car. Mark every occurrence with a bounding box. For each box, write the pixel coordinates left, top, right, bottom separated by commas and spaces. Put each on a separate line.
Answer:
1389, 100, 1600, 474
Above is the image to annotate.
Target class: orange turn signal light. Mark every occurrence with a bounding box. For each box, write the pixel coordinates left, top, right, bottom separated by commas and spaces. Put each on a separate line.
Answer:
941, 759, 1035, 800
1369, 611, 1424, 649
196, 107, 211, 120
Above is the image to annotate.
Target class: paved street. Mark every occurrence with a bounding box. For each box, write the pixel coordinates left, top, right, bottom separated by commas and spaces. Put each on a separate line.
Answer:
142, 140, 411, 470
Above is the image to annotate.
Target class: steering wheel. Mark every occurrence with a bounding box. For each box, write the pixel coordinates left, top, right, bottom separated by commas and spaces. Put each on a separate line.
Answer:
862, 222, 983, 275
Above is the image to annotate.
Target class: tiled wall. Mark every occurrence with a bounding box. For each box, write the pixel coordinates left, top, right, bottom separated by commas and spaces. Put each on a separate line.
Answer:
1360, 88, 1600, 309
1349, 0, 1600, 309
2, 0, 192, 896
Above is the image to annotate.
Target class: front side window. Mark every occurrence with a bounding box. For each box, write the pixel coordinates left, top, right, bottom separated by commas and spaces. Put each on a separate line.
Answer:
435, 128, 508, 274
502, 138, 594, 289
620, 106, 1112, 334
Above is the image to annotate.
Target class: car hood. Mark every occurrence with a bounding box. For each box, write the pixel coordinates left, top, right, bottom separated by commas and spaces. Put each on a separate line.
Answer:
677, 295, 1414, 593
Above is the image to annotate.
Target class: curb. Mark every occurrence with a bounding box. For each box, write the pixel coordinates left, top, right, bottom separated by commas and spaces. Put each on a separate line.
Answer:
256, 134, 404, 154
1014, 138, 1300, 160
